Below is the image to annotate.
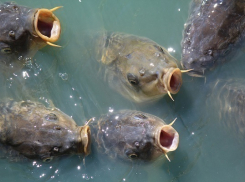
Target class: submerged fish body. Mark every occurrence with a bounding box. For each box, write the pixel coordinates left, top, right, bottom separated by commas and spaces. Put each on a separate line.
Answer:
90, 110, 179, 161
96, 32, 182, 102
211, 80, 245, 140
181, 0, 245, 76
0, 2, 61, 72
0, 100, 90, 161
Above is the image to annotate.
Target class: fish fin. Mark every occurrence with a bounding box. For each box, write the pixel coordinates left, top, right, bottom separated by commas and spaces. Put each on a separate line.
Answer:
165, 153, 171, 162
47, 42, 61, 47
47, 99, 56, 108
167, 91, 174, 101
180, 69, 193, 73
50, 6, 63, 12
169, 118, 177, 126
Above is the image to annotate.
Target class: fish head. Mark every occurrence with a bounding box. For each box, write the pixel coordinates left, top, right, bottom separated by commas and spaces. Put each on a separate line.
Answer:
118, 43, 182, 102
181, 15, 220, 77
95, 110, 179, 161
181, 32, 215, 77
7, 101, 90, 161
0, 2, 61, 71
33, 110, 91, 162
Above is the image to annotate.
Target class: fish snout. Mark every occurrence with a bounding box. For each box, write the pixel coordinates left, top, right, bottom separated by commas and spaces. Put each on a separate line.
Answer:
163, 68, 182, 94
33, 7, 61, 46
181, 50, 214, 76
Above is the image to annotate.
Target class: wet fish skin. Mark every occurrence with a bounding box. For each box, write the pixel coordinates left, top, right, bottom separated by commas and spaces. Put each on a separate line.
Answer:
0, 100, 90, 161
181, 0, 245, 76
96, 32, 182, 102
90, 110, 179, 161
0, 2, 61, 73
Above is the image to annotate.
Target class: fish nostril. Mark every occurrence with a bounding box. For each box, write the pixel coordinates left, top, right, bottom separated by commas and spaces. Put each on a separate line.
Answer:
53, 147, 59, 152
9, 31, 15, 38
139, 68, 145, 76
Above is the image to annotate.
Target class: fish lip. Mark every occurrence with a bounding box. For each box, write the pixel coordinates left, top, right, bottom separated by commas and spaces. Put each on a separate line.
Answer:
33, 8, 61, 43
163, 68, 182, 94
157, 125, 179, 153
78, 125, 91, 156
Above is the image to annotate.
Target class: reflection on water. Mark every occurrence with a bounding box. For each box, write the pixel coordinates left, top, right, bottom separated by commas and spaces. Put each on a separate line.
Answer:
0, 0, 245, 182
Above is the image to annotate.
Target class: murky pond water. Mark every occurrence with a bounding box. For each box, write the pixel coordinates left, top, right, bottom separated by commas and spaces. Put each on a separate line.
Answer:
0, 0, 245, 182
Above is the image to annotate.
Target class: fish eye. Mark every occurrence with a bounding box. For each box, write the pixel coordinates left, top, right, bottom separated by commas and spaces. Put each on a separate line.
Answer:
54, 125, 61, 130
43, 157, 53, 162
1, 47, 12, 54
128, 153, 138, 159
127, 73, 139, 86
125, 149, 138, 159
134, 114, 147, 119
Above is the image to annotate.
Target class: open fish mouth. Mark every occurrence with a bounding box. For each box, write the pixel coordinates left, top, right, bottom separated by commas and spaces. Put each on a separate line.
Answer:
158, 125, 179, 151
33, 7, 62, 47
162, 68, 182, 101
157, 124, 179, 161
167, 68, 182, 94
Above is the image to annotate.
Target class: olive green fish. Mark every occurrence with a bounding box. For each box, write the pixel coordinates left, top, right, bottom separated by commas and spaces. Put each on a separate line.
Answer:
96, 32, 188, 102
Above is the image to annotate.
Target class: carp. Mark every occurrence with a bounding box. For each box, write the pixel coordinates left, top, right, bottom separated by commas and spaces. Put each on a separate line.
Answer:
0, 2, 62, 72
96, 32, 188, 102
89, 110, 179, 161
210, 79, 245, 141
181, 0, 245, 76
0, 100, 90, 162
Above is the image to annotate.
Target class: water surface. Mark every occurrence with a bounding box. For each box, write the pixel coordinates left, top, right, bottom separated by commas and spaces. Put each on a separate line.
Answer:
0, 0, 245, 182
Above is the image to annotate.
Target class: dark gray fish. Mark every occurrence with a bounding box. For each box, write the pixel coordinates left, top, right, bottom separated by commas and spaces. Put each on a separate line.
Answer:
96, 32, 184, 102
181, 0, 245, 76
0, 100, 90, 162
90, 110, 179, 161
0, 2, 61, 73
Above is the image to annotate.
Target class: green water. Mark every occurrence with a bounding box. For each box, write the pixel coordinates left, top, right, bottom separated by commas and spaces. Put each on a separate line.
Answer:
0, 0, 245, 181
